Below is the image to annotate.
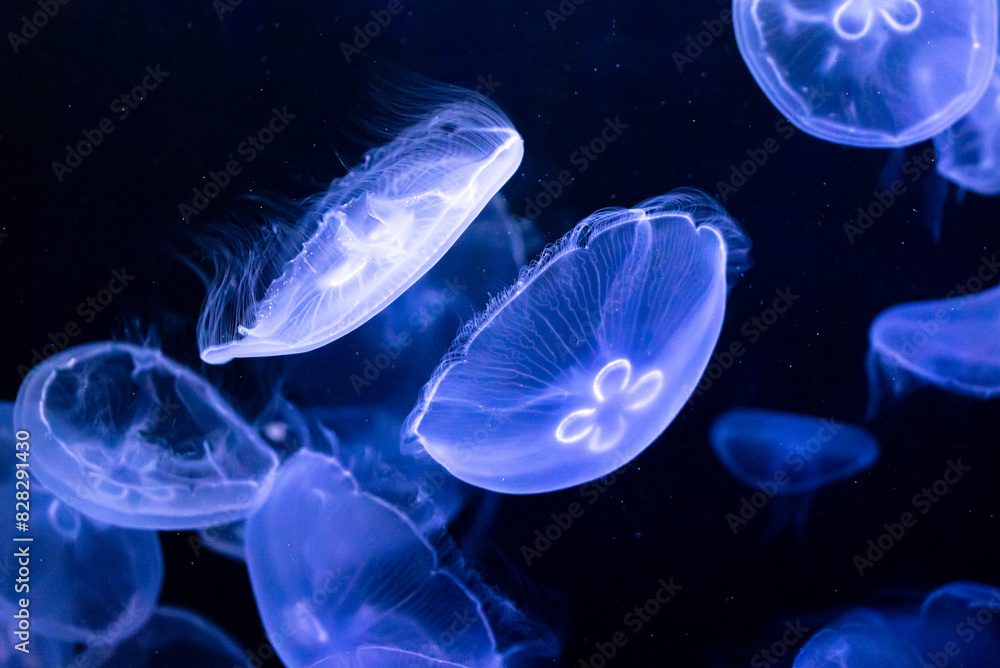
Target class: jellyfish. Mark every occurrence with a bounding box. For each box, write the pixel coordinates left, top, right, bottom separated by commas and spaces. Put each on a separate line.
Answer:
732, 0, 998, 148
403, 189, 751, 494
244, 449, 557, 668
0, 400, 164, 650
86, 606, 248, 667
711, 408, 879, 535
197, 87, 524, 364
935, 57, 1000, 195
916, 582, 1000, 664
792, 582, 1000, 666
866, 283, 1000, 414
13, 342, 280, 529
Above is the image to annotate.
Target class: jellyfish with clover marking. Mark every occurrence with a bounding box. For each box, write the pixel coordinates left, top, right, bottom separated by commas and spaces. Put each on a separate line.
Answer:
733, 0, 998, 148
403, 189, 751, 494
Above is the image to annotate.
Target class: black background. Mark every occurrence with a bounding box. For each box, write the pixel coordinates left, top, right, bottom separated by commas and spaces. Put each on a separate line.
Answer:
2, 1, 999, 666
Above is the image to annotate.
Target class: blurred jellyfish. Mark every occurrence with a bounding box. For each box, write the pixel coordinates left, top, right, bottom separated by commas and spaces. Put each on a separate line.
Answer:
198, 87, 524, 364
792, 581, 1000, 666
793, 621, 923, 667
0, 401, 164, 648
89, 606, 248, 667
711, 408, 879, 535
935, 57, 1000, 195
13, 342, 280, 529
866, 284, 1000, 414
917, 582, 1000, 664
404, 189, 751, 494
244, 449, 557, 668
733, 0, 998, 147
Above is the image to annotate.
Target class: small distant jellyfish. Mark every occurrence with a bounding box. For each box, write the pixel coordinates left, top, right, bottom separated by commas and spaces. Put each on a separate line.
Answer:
711, 408, 879, 535
733, 0, 998, 147
866, 284, 1000, 414
934, 57, 1000, 195
198, 87, 524, 364
244, 449, 555, 668
404, 189, 751, 494
13, 342, 280, 529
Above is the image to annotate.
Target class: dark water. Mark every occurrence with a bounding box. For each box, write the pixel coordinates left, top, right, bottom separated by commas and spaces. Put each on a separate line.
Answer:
2, 1, 999, 666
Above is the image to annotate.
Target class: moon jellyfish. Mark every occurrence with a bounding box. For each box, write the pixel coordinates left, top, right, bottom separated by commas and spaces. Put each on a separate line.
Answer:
13, 342, 280, 529
245, 449, 556, 668
711, 408, 879, 535
88, 606, 248, 668
0, 401, 163, 652
792, 582, 1000, 667
866, 283, 1000, 414
404, 189, 751, 494
733, 0, 998, 147
198, 87, 524, 364
935, 57, 1000, 195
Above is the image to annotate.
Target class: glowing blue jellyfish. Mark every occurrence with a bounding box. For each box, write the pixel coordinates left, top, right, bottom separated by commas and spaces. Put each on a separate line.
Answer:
13, 342, 280, 529
733, 0, 998, 147
793, 621, 923, 667
0, 400, 164, 648
917, 582, 1000, 664
792, 581, 1000, 666
935, 58, 1000, 195
198, 89, 524, 364
711, 408, 879, 535
866, 284, 1000, 413
404, 189, 750, 494
245, 449, 555, 668
89, 606, 248, 667
710, 409, 879, 494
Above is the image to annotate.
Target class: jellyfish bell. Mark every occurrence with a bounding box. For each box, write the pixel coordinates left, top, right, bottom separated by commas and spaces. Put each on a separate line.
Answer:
13, 342, 280, 530
710, 408, 880, 495
866, 283, 1000, 414
404, 189, 751, 494
935, 57, 1000, 195
710, 408, 880, 536
733, 0, 998, 148
197, 86, 524, 364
